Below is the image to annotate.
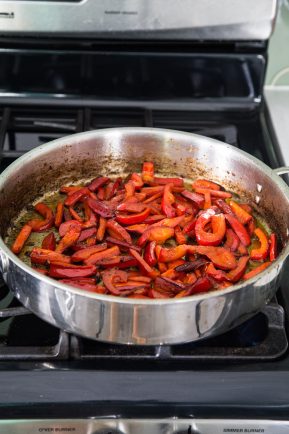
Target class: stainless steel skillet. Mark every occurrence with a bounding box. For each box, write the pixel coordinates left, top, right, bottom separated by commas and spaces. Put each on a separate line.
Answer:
0, 127, 288, 345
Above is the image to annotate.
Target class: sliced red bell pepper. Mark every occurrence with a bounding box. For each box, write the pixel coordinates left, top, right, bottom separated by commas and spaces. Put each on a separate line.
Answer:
11, 224, 32, 255
84, 245, 120, 265
117, 202, 146, 213
161, 183, 176, 218
186, 276, 213, 295
96, 217, 107, 241
224, 228, 240, 252
129, 248, 159, 279
30, 248, 71, 265
64, 187, 90, 207
87, 176, 110, 192
143, 215, 166, 224
56, 225, 81, 253
49, 263, 96, 278
117, 256, 138, 269
215, 199, 234, 215
71, 243, 108, 262
144, 241, 157, 266
192, 179, 220, 191
142, 162, 154, 183
194, 188, 232, 199
106, 219, 132, 244
97, 187, 105, 200
126, 224, 149, 234
269, 233, 277, 261
187, 245, 237, 270
138, 226, 174, 247
153, 177, 184, 187
28, 203, 54, 232
225, 214, 251, 246
154, 276, 185, 294
102, 269, 128, 295
175, 258, 208, 273
124, 180, 136, 200
60, 185, 83, 195
195, 210, 226, 246
115, 208, 151, 226
226, 256, 249, 282
42, 232, 56, 251
237, 242, 248, 256
158, 245, 187, 262
131, 172, 144, 188
143, 192, 163, 204
183, 218, 196, 236
87, 198, 115, 218
181, 190, 204, 208
229, 200, 252, 225
203, 191, 211, 210
105, 177, 122, 200
97, 256, 121, 267
106, 236, 141, 252
148, 288, 169, 299
247, 219, 256, 236
250, 228, 269, 261
243, 262, 271, 280
59, 220, 82, 237
152, 215, 185, 228
54, 202, 64, 228
174, 225, 187, 245
59, 278, 101, 292
206, 263, 227, 282
77, 227, 97, 243
69, 206, 83, 222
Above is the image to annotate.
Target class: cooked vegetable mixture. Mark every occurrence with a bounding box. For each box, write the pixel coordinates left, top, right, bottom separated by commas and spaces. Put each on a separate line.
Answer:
10, 162, 278, 298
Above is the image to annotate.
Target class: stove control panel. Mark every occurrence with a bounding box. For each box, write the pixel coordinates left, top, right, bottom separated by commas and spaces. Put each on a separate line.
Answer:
1, 419, 289, 433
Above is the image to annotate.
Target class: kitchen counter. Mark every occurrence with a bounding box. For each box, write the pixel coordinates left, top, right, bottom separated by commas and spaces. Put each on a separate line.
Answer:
265, 86, 289, 166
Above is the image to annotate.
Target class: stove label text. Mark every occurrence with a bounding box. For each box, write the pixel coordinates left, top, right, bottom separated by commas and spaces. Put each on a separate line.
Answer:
223, 429, 265, 433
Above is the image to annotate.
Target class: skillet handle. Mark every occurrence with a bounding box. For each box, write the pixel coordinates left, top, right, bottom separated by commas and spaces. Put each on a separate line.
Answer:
273, 167, 289, 176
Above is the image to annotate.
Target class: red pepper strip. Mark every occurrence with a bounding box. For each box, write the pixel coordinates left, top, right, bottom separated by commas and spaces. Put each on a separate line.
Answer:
192, 179, 221, 191
64, 187, 90, 207
42, 232, 56, 251
161, 183, 176, 218
11, 224, 32, 254
117, 256, 138, 269
195, 211, 226, 246
152, 215, 185, 229
142, 162, 154, 183
97, 188, 105, 200
155, 276, 185, 294
105, 177, 122, 200
124, 181, 135, 200
126, 224, 149, 234
97, 256, 121, 267
55, 202, 64, 228
194, 188, 232, 198
59, 279, 101, 292
129, 248, 159, 279
69, 206, 83, 222
142, 192, 163, 204
59, 220, 82, 237
153, 177, 184, 187
187, 245, 237, 270
144, 241, 157, 266
84, 246, 120, 265
181, 190, 204, 208
250, 228, 269, 261
60, 185, 83, 194
87, 198, 115, 218
229, 200, 252, 225
237, 242, 248, 256
28, 203, 54, 232
225, 214, 251, 246
144, 215, 166, 224
175, 225, 187, 245
56, 225, 81, 254
131, 173, 144, 188
243, 262, 271, 280
32, 267, 48, 275
174, 203, 186, 216
141, 186, 164, 195
269, 233, 277, 261
49, 264, 96, 278
117, 202, 146, 213
183, 219, 196, 236
88, 176, 110, 192
187, 276, 213, 295
115, 208, 151, 226
158, 245, 187, 262
78, 227, 97, 243
71, 243, 108, 262
206, 263, 227, 282
226, 256, 249, 282
129, 275, 152, 283
96, 217, 107, 241
72, 236, 96, 251
138, 227, 174, 247
106, 236, 141, 252
247, 219, 256, 236
30, 248, 71, 265
106, 219, 132, 244
215, 199, 234, 215
148, 289, 169, 299
63, 208, 72, 222
224, 228, 240, 252
102, 269, 128, 295
239, 203, 252, 214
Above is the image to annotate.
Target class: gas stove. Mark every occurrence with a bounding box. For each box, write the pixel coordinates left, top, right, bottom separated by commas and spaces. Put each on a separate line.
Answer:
1, 0, 289, 432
